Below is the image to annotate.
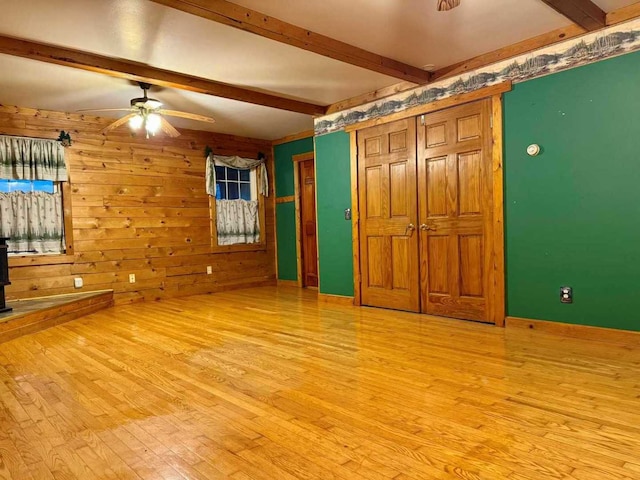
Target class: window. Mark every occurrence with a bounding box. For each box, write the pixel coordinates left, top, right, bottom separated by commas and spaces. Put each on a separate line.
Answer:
0, 179, 55, 194
214, 166, 257, 201
0, 134, 72, 260
210, 166, 266, 251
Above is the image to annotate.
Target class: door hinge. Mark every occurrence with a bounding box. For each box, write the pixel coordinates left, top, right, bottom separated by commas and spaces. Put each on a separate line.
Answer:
490, 115, 493, 129
420, 114, 425, 126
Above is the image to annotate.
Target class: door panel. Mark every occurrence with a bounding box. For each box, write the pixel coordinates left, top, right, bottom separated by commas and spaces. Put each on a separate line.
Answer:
358, 119, 420, 312
299, 158, 318, 288
417, 99, 494, 322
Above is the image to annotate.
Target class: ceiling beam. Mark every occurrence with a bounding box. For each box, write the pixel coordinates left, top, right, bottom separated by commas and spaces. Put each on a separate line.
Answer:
0, 34, 326, 116
539, 0, 605, 31
149, 0, 431, 84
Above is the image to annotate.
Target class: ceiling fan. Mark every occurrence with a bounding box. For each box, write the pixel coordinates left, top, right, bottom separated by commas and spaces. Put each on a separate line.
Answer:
437, 0, 460, 11
78, 82, 215, 138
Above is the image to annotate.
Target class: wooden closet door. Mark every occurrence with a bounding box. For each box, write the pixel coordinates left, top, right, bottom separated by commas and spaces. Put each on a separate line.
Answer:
358, 118, 420, 312
417, 99, 494, 322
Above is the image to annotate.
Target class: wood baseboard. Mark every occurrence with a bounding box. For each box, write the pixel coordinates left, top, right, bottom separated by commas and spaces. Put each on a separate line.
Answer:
277, 280, 300, 288
0, 290, 114, 343
506, 316, 640, 346
318, 293, 354, 306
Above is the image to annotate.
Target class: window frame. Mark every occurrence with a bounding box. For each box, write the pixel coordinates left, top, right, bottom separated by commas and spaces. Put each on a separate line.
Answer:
7, 181, 75, 267
209, 165, 267, 253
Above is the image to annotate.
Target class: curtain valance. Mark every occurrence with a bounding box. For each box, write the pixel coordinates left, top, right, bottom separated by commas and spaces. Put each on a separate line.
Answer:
0, 135, 67, 181
205, 154, 268, 197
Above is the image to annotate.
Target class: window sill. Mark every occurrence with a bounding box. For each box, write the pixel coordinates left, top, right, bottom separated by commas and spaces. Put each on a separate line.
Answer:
211, 242, 267, 254
9, 253, 74, 267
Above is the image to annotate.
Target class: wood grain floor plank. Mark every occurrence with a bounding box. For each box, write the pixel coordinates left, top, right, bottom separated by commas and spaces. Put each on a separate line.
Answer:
0, 286, 639, 479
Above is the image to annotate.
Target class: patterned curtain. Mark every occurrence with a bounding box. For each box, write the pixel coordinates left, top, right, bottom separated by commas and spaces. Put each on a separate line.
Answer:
206, 154, 268, 197
0, 135, 67, 181
0, 191, 65, 254
216, 199, 260, 245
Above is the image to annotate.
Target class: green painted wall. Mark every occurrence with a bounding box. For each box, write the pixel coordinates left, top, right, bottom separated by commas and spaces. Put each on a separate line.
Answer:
275, 202, 297, 281
504, 51, 640, 331
315, 131, 354, 297
273, 137, 314, 280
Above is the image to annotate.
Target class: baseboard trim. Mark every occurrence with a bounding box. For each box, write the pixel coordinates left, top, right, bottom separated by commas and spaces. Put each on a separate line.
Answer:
506, 316, 640, 346
318, 293, 354, 306
277, 280, 300, 288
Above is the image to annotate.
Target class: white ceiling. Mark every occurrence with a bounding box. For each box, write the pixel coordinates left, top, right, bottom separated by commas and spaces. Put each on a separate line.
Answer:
0, 0, 636, 140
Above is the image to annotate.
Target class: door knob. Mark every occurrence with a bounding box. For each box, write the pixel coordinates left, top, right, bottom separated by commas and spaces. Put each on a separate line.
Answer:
405, 223, 416, 236
420, 224, 437, 231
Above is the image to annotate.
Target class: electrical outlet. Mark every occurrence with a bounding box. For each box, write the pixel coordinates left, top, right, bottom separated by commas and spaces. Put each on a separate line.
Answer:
560, 286, 572, 304
206, 265, 212, 275
129, 273, 136, 284
74, 277, 83, 289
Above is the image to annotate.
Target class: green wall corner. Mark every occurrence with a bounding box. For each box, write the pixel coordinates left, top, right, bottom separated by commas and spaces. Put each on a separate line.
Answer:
273, 137, 314, 280
274, 138, 313, 198
275, 202, 297, 281
315, 131, 354, 297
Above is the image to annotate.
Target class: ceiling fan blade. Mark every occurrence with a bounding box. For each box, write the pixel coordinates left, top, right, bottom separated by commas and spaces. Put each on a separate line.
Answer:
101, 113, 137, 135
158, 109, 215, 124
77, 108, 133, 113
159, 117, 181, 138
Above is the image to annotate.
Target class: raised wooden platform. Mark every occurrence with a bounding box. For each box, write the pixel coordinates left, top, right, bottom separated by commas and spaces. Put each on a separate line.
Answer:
0, 290, 114, 343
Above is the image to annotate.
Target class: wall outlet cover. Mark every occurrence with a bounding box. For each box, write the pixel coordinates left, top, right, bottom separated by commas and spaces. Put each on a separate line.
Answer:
74, 277, 83, 288
560, 286, 573, 303
206, 265, 212, 275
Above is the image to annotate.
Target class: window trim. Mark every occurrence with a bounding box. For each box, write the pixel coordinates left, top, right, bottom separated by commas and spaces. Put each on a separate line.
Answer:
7, 181, 75, 267
210, 167, 267, 253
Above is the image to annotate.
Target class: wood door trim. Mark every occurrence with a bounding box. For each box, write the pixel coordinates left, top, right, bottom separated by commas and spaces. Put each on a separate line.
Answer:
293, 159, 303, 287
491, 95, 506, 327
345, 82, 511, 133
292, 152, 314, 163
294, 152, 318, 288
350, 131, 361, 306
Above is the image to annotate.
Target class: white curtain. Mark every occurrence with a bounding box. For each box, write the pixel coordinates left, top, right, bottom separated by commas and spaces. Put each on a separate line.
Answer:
0, 191, 65, 254
0, 135, 67, 181
206, 154, 268, 197
216, 199, 260, 245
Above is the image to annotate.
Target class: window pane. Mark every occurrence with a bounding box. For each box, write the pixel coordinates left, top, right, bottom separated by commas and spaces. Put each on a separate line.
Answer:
215, 166, 226, 180
33, 180, 54, 193
239, 169, 250, 181
228, 182, 239, 199
227, 167, 239, 181
240, 183, 251, 200
216, 182, 226, 199
0, 179, 54, 193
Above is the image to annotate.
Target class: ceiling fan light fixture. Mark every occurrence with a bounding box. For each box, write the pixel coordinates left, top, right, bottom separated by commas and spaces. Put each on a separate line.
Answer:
437, 0, 460, 11
145, 113, 162, 135
129, 113, 144, 130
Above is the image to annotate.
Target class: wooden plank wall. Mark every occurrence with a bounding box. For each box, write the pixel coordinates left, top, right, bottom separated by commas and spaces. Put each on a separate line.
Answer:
0, 105, 276, 304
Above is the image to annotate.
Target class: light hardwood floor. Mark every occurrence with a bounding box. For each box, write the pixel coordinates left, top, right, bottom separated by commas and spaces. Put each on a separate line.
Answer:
0, 286, 639, 479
